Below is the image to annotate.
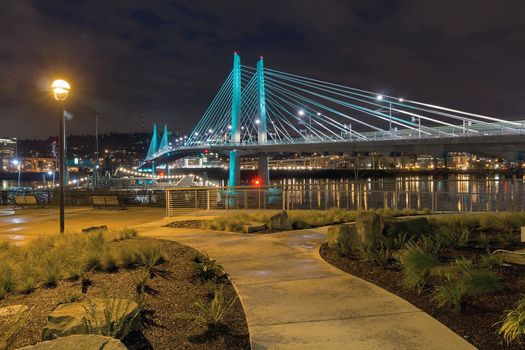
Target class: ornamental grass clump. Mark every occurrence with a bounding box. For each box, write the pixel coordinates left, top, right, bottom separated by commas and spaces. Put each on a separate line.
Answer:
399, 242, 440, 293
0, 228, 143, 299
498, 298, 525, 345
431, 257, 500, 313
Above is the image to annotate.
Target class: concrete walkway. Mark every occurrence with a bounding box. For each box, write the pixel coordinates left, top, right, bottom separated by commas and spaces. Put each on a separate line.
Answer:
138, 224, 475, 350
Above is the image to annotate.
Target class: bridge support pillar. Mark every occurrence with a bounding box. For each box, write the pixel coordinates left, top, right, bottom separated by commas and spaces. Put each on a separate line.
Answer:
229, 150, 240, 187
258, 154, 269, 186
228, 52, 241, 187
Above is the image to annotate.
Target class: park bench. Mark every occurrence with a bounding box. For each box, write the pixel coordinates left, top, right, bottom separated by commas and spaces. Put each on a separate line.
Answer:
90, 195, 124, 210
13, 195, 39, 209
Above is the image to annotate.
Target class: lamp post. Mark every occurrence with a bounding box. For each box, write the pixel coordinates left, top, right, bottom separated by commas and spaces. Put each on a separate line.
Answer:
11, 159, 21, 187
47, 170, 55, 187
51, 79, 71, 233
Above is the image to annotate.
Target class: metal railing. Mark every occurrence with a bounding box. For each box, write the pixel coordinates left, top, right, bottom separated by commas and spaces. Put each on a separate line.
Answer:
0, 189, 166, 207
165, 181, 525, 216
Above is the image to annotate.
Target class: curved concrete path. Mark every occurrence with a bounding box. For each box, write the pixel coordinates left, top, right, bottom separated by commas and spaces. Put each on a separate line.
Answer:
139, 224, 474, 350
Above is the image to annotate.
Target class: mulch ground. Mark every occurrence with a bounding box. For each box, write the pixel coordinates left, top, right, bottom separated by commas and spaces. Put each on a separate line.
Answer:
0, 238, 250, 350
320, 244, 525, 350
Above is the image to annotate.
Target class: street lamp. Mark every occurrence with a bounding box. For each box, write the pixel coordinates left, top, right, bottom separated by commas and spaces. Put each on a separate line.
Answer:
51, 79, 70, 233
47, 170, 55, 186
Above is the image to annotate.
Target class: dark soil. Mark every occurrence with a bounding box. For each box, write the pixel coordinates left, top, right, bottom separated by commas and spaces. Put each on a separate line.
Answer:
0, 238, 250, 350
320, 243, 525, 350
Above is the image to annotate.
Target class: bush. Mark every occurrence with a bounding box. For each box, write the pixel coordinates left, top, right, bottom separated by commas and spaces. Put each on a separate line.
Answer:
498, 297, 525, 345
479, 254, 503, 270
135, 242, 165, 269
0, 306, 32, 350
0, 262, 16, 297
399, 242, 440, 293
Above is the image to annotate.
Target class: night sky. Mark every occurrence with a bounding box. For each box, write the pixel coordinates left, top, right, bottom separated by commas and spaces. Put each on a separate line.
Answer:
2, 0, 525, 138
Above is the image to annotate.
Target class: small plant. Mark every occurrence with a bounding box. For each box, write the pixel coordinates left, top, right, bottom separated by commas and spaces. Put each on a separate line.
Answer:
479, 254, 503, 270
498, 297, 525, 345
16, 262, 38, 294
131, 269, 151, 296
0, 306, 32, 350
478, 233, 491, 251
135, 242, 164, 269
359, 242, 391, 268
399, 242, 440, 293
39, 252, 63, 287
116, 243, 138, 268
100, 251, 118, 272
83, 290, 139, 339
432, 282, 463, 313
180, 285, 237, 327
0, 263, 16, 297
502, 231, 520, 246
194, 258, 225, 282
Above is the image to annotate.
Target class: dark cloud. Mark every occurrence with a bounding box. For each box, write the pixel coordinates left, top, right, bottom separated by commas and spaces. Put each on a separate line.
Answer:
1, 0, 525, 138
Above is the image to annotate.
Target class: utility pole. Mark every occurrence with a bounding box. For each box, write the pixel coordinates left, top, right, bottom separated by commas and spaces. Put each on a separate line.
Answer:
94, 109, 100, 189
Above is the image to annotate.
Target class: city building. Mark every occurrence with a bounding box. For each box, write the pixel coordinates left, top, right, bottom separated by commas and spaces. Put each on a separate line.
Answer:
0, 137, 17, 171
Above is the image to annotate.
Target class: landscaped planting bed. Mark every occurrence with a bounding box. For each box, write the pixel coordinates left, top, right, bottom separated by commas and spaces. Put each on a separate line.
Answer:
168, 207, 432, 233
0, 231, 249, 349
321, 212, 525, 350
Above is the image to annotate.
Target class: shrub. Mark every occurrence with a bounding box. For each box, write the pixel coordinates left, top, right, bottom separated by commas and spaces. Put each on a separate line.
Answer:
100, 251, 118, 272
498, 297, 525, 345
399, 242, 440, 293
16, 262, 39, 293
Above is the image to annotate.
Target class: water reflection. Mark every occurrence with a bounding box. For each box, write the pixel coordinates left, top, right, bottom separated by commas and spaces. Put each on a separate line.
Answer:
270, 174, 523, 212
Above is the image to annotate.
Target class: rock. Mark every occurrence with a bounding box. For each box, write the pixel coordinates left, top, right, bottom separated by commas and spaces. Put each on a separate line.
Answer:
268, 211, 292, 231
382, 217, 430, 240
0, 304, 28, 317
242, 221, 268, 233
82, 225, 108, 233
355, 212, 382, 244
327, 224, 360, 253
19, 334, 127, 349
42, 298, 140, 341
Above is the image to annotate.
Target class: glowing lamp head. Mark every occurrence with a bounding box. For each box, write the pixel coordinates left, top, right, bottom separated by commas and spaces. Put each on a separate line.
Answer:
376, 94, 383, 101
253, 177, 261, 187
298, 110, 305, 116
12, 159, 19, 165
255, 119, 260, 124
51, 79, 71, 101
47, 170, 53, 175
399, 97, 404, 102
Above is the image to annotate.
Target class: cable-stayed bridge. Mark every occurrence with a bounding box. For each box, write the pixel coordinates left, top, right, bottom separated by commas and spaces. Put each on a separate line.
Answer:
142, 53, 525, 185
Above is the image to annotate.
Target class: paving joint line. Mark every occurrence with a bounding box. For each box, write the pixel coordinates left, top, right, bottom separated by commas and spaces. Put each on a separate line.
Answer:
250, 310, 423, 327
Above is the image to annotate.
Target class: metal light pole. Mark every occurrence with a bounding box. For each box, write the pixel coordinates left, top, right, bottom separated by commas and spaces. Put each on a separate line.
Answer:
51, 79, 71, 233
94, 109, 100, 189
12, 159, 21, 187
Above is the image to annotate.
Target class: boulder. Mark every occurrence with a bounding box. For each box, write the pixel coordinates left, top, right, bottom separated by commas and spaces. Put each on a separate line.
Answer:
268, 211, 293, 231
42, 298, 140, 341
82, 225, 108, 233
242, 221, 268, 233
382, 217, 430, 240
355, 212, 382, 244
327, 224, 360, 253
19, 334, 127, 349
0, 304, 28, 317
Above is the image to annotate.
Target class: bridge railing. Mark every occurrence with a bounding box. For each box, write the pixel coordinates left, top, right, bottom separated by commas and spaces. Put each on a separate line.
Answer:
165, 181, 525, 216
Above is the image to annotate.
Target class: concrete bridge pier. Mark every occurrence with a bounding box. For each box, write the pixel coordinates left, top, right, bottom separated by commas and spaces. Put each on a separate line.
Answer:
229, 150, 240, 186
258, 154, 269, 185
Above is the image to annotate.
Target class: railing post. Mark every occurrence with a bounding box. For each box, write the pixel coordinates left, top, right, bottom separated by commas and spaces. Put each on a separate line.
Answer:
207, 189, 211, 211
195, 189, 198, 216
165, 189, 169, 217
